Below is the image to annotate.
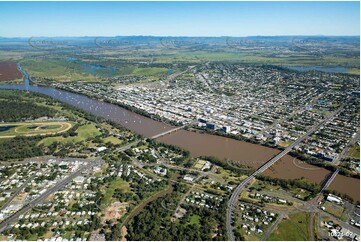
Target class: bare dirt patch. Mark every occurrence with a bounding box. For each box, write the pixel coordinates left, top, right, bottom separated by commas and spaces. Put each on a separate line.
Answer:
0, 62, 22, 81
121, 226, 128, 241
103, 201, 129, 221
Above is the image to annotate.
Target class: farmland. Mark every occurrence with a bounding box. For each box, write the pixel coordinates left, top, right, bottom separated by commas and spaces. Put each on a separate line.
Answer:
19, 57, 173, 85
0, 61, 22, 81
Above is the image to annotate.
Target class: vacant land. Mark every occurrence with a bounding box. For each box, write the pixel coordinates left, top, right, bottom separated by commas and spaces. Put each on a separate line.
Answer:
323, 201, 346, 220
101, 177, 131, 209
268, 212, 310, 241
103, 136, 123, 145
0, 122, 73, 138
103, 201, 129, 221
0, 62, 22, 81
347, 144, 360, 159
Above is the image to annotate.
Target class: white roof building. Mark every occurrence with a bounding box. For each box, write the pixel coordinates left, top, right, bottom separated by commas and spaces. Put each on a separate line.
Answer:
73, 176, 85, 184
327, 194, 342, 204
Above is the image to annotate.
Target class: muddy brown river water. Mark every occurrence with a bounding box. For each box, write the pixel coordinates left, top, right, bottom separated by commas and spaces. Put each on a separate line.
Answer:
157, 130, 278, 168
0, 72, 358, 201
158, 129, 359, 202
329, 175, 360, 202
263, 155, 332, 184
158, 129, 334, 184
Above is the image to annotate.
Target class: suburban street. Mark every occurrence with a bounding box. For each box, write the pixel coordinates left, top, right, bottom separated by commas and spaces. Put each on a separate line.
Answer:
0, 176, 33, 212
0, 158, 100, 233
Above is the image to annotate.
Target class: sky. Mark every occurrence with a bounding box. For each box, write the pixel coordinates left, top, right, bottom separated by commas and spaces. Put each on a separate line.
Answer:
0, 1, 359, 37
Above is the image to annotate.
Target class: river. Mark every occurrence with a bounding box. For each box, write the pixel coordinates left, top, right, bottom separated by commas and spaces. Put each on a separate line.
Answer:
0, 65, 358, 202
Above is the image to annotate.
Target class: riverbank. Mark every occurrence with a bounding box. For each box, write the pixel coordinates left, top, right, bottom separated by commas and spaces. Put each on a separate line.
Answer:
0, 80, 358, 204
53, 85, 183, 127
54, 84, 359, 179
53, 84, 356, 177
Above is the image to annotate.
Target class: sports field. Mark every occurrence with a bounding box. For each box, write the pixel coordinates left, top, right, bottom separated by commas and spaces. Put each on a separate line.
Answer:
39, 123, 101, 145
194, 159, 207, 169
0, 121, 73, 138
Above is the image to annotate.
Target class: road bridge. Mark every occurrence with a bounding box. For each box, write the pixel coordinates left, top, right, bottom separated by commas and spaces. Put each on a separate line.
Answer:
151, 125, 186, 139
321, 169, 339, 193
151, 120, 197, 139
226, 105, 344, 241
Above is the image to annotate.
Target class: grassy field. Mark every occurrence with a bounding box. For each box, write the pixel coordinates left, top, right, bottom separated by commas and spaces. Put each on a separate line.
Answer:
348, 68, 361, 75
188, 214, 201, 225
0, 122, 73, 138
21, 58, 123, 82
193, 159, 207, 170
249, 179, 281, 192
323, 201, 346, 220
39, 123, 100, 145
21, 59, 95, 81
0, 50, 26, 61
278, 141, 292, 148
268, 212, 310, 241
18, 49, 359, 86
153, 50, 359, 71
347, 144, 360, 159
288, 187, 312, 201
21, 58, 171, 83
103, 136, 123, 145
101, 177, 131, 209
131, 67, 169, 76
212, 166, 248, 184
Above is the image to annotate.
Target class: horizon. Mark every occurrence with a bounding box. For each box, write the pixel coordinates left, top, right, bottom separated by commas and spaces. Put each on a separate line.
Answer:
0, 1, 359, 37
1, 35, 360, 38
0, 2, 360, 241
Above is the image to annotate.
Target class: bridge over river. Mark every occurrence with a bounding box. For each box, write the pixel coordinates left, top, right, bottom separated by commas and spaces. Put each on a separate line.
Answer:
226, 104, 345, 241
151, 120, 197, 139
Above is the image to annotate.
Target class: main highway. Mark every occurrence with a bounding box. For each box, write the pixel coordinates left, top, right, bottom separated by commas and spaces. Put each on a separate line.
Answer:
0, 158, 100, 233
0, 176, 33, 213
226, 105, 345, 241
0, 138, 157, 233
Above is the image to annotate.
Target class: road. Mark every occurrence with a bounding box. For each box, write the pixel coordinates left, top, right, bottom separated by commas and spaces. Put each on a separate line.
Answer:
0, 176, 33, 212
173, 185, 194, 216
151, 120, 198, 139
320, 169, 339, 193
165, 65, 197, 85
0, 140, 140, 229
151, 125, 186, 139
118, 140, 140, 152
0, 159, 99, 233
333, 130, 360, 165
255, 189, 360, 240
260, 92, 323, 136
150, 147, 226, 185
226, 105, 344, 241
261, 213, 285, 240
0, 156, 89, 166
318, 130, 359, 192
